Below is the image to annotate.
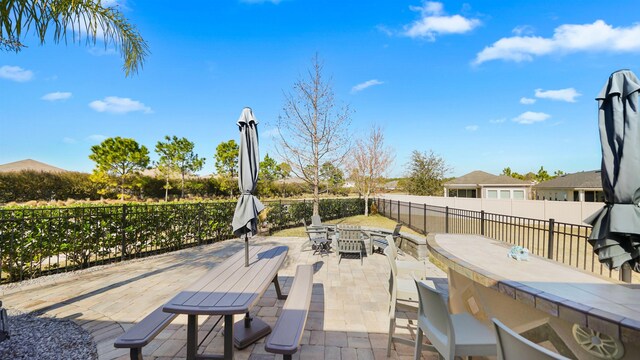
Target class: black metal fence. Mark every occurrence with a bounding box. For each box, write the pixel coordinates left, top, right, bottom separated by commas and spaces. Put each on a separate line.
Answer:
375, 198, 630, 283
0, 198, 365, 283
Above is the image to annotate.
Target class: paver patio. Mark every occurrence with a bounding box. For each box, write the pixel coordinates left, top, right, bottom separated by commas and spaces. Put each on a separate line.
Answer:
1, 236, 447, 360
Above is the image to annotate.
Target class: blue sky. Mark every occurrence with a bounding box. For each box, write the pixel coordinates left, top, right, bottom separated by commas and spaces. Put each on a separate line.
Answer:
2, 0, 640, 177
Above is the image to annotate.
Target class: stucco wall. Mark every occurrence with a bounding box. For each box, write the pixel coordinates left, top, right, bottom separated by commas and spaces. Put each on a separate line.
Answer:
378, 194, 604, 225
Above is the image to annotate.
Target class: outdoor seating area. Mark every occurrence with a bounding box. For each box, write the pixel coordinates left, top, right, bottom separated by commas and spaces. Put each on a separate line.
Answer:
0, 234, 448, 360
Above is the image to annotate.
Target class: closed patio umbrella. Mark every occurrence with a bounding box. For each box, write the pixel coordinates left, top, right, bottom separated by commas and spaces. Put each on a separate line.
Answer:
586, 69, 640, 273
231, 107, 265, 267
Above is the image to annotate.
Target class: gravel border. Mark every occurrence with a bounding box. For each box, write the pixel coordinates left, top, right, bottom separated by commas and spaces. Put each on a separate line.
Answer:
0, 309, 97, 360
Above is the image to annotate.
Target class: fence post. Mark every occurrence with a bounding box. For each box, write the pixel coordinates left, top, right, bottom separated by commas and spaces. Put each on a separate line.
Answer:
197, 203, 203, 245
621, 262, 632, 283
445, 206, 449, 234
408, 202, 412, 229
547, 218, 555, 260
480, 210, 485, 236
121, 204, 127, 261
397, 200, 400, 222
423, 203, 427, 234
279, 199, 283, 230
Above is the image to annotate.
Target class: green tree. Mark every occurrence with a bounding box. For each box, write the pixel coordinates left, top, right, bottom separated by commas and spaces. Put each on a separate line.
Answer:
89, 137, 150, 200
277, 162, 291, 197
320, 162, 345, 194
405, 150, 449, 196
259, 153, 280, 182
155, 136, 205, 199
1, 0, 148, 76
536, 166, 551, 183
214, 140, 239, 177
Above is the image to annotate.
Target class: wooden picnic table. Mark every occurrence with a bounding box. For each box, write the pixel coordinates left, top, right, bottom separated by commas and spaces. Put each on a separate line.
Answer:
163, 245, 289, 360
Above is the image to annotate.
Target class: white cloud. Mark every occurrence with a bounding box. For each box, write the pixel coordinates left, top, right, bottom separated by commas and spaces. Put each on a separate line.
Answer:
86, 134, 107, 142
89, 96, 152, 114
351, 79, 384, 93
88, 46, 117, 56
403, 1, 481, 40
534, 88, 581, 102
0, 65, 34, 82
261, 127, 280, 138
63, 137, 77, 144
489, 118, 506, 124
465, 125, 479, 131
512, 25, 534, 36
42, 92, 72, 101
520, 97, 536, 104
475, 20, 640, 64
513, 111, 550, 125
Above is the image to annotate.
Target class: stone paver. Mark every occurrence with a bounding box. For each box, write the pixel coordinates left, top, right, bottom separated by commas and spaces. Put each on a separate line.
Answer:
1, 236, 447, 359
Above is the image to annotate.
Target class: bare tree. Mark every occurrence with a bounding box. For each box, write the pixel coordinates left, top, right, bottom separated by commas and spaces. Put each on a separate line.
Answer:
348, 125, 394, 216
276, 54, 351, 215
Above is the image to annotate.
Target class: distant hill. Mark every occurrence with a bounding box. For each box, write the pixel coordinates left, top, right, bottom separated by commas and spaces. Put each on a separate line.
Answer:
0, 159, 67, 173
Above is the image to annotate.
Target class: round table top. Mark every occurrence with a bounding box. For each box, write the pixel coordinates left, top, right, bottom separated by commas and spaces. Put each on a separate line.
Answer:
426, 233, 640, 338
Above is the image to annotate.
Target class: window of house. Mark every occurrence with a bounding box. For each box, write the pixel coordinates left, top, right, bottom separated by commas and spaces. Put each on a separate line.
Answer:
585, 191, 595, 202
500, 190, 510, 199
513, 190, 525, 200
449, 189, 458, 197
574, 191, 580, 201
487, 190, 498, 199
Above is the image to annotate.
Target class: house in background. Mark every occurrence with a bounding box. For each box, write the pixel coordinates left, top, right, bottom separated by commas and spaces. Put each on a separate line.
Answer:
0, 159, 67, 173
534, 170, 604, 202
444, 170, 533, 200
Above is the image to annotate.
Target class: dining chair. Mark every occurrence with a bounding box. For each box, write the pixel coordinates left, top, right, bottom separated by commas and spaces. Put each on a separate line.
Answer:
492, 318, 570, 360
413, 279, 497, 360
385, 235, 426, 279
384, 246, 420, 357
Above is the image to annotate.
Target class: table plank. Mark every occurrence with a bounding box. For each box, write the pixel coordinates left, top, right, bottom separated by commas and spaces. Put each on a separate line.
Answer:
163, 245, 288, 316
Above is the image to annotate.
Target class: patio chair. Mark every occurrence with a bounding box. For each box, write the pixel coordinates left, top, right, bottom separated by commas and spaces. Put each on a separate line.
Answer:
302, 219, 330, 256
367, 223, 403, 253
384, 246, 420, 357
310, 214, 336, 233
336, 225, 364, 264
385, 235, 426, 279
413, 279, 496, 360
493, 318, 569, 360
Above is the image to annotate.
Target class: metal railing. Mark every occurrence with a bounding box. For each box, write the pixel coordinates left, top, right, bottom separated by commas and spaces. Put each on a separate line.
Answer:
0, 198, 365, 283
375, 198, 630, 283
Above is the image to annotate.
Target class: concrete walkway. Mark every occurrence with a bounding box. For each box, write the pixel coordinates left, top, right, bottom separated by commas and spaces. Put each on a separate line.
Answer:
1, 236, 447, 359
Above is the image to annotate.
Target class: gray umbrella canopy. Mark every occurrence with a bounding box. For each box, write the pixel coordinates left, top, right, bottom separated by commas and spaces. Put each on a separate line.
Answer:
231, 108, 265, 265
585, 70, 640, 271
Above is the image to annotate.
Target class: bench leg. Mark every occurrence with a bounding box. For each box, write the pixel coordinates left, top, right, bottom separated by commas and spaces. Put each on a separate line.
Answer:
272, 276, 287, 300
283, 355, 292, 360
130, 348, 143, 360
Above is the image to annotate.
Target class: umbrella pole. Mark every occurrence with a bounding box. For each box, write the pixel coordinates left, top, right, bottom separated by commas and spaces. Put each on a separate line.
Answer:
245, 233, 249, 267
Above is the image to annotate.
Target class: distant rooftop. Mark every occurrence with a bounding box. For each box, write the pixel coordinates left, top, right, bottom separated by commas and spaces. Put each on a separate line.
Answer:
445, 170, 531, 186
535, 170, 602, 189
0, 159, 67, 173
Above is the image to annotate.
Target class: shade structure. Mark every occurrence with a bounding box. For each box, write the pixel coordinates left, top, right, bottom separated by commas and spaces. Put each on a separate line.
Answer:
231, 107, 265, 266
585, 69, 640, 272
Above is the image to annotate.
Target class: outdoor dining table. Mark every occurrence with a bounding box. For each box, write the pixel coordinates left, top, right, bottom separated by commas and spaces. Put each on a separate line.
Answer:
163, 245, 289, 360
426, 233, 640, 360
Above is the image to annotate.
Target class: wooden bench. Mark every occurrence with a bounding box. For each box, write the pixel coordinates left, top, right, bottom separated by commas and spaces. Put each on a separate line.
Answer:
265, 264, 314, 360
114, 305, 178, 360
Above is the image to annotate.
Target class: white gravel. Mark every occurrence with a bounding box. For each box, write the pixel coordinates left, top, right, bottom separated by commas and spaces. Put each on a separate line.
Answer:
0, 309, 97, 360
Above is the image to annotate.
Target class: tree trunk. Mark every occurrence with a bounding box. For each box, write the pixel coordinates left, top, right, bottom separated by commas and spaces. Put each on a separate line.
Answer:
181, 173, 185, 199
165, 178, 169, 202
364, 192, 370, 216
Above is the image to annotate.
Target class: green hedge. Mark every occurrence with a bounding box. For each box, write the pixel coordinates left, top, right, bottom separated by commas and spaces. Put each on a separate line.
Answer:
0, 198, 365, 283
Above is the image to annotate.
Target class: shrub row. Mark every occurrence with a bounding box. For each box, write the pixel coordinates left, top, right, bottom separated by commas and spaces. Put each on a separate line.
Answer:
0, 198, 365, 283
0, 170, 312, 203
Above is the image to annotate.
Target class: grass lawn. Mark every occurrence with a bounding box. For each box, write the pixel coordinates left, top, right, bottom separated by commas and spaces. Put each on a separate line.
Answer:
270, 214, 423, 237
